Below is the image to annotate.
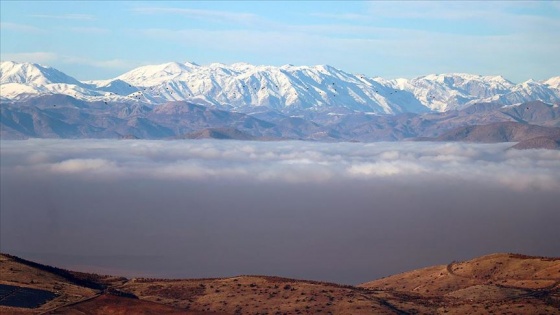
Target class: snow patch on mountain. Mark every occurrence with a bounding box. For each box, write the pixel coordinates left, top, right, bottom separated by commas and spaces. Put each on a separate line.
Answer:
543, 76, 560, 90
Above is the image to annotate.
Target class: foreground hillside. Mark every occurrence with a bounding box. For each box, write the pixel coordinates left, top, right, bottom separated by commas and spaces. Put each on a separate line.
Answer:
1, 253, 558, 314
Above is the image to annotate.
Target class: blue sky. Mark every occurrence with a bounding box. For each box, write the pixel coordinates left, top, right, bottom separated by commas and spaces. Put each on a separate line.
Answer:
1, 1, 559, 82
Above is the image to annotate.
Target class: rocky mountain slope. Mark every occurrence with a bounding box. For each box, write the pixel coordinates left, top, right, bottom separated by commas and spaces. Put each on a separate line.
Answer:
433, 121, 560, 143
511, 135, 560, 150
2, 94, 559, 143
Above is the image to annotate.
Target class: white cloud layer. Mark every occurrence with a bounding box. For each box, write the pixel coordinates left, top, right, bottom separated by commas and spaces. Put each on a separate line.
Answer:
2, 139, 559, 191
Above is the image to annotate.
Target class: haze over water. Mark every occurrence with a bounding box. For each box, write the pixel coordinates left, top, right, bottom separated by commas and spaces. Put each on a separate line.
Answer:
1, 139, 559, 284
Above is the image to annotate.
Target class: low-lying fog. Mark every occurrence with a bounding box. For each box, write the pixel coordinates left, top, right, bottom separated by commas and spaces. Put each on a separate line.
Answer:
1, 139, 559, 285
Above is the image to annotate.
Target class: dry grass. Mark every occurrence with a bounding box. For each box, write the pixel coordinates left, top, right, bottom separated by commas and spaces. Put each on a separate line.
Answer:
359, 253, 560, 314
1, 252, 559, 315
121, 276, 404, 314
0, 254, 98, 313
44, 294, 229, 315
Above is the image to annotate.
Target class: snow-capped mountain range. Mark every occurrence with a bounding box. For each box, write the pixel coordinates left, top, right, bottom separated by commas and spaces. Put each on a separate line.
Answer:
2, 61, 559, 114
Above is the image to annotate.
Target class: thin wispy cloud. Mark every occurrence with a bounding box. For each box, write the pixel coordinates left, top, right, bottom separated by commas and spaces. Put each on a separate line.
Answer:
365, 1, 560, 31
67, 27, 110, 35
366, 1, 521, 20
62, 56, 134, 70
132, 7, 262, 26
309, 12, 372, 22
0, 52, 133, 70
0, 22, 44, 33
28, 14, 95, 21
0, 52, 57, 63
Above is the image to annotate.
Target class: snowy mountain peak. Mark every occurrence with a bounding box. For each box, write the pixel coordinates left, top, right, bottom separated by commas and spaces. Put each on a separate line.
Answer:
543, 76, 560, 89
184, 61, 200, 67
115, 62, 198, 86
314, 64, 340, 73
0, 61, 83, 86
491, 75, 511, 83
231, 62, 255, 71
414, 73, 513, 86
521, 79, 538, 86
209, 62, 229, 68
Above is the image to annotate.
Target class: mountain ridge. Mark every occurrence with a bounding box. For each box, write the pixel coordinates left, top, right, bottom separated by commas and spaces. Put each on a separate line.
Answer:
2, 93, 560, 143
2, 61, 559, 114
3, 61, 559, 143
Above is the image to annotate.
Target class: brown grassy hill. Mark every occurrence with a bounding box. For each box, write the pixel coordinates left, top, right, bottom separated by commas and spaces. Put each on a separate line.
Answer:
1, 252, 559, 314
0, 253, 100, 313
118, 275, 408, 315
0, 254, 228, 315
359, 253, 560, 314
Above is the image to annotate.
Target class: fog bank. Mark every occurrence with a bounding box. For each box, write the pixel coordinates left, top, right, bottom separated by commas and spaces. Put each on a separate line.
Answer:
1, 140, 559, 284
